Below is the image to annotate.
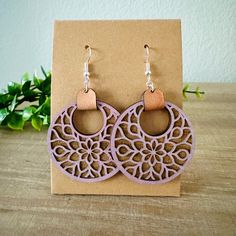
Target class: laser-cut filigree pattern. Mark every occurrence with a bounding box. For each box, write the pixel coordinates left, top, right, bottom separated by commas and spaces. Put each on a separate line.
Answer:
48, 101, 119, 182
110, 101, 195, 184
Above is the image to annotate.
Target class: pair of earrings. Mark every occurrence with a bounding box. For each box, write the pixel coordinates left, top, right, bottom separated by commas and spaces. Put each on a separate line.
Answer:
48, 45, 195, 184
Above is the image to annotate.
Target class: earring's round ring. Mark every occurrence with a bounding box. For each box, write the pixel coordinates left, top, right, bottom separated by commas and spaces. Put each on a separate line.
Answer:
110, 100, 195, 184
48, 101, 120, 182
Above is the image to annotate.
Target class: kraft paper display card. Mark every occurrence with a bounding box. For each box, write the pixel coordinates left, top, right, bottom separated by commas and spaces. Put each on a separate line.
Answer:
51, 20, 183, 196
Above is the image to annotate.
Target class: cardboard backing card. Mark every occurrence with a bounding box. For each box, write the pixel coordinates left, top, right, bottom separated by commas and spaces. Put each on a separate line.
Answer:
51, 20, 183, 196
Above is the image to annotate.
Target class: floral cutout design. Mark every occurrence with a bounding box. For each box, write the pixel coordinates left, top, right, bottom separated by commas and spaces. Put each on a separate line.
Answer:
48, 101, 119, 182
110, 101, 195, 184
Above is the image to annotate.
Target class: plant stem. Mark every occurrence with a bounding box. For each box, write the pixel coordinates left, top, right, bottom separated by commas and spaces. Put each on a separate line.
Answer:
16, 96, 40, 106
185, 90, 205, 94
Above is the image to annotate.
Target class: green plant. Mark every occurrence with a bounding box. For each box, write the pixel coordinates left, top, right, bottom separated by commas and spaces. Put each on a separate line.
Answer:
0, 66, 51, 131
183, 84, 205, 99
0, 69, 205, 131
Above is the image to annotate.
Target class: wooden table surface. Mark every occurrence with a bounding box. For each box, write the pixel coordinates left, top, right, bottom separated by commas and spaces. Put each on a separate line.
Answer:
0, 83, 235, 236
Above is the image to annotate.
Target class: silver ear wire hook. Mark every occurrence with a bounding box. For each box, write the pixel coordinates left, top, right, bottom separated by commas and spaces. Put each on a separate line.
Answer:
144, 45, 154, 92
145, 44, 150, 64
85, 46, 92, 64
84, 46, 91, 93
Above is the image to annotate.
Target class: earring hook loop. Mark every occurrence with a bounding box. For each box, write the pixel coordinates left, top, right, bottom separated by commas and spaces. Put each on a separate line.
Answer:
85, 46, 92, 64
144, 45, 154, 92
144, 44, 149, 64
83, 46, 91, 93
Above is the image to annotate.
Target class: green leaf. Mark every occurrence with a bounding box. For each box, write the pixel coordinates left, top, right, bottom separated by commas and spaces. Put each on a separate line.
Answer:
7, 82, 21, 95
33, 74, 43, 89
183, 84, 190, 92
0, 89, 7, 94
0, 68, 52, 130
0, 108, 10, 124
47, 71, 51, 79
43, 115, 49, 125
195, 86, 202, 99
21, 73, 30, 85
1, 115, 9, 126
31, 115, 43, 131
39, 115, 50, 125
0, 94, 14, 108
23, 90, 38, 102
7, 113, 24, 130
41, 77, 51, 96
183, 92, 188, 100
195, 92, 201, 98
39, 93, 46, 105
41, 66, 48, 79
9, 95, 17, 112
22, 106, 36, 121
40, 97, 50, 116
22, 80, 31, 94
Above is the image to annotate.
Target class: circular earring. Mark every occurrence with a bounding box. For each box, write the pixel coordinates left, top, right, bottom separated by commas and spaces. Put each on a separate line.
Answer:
48, 46, 119, 182
110, 45, 195, 184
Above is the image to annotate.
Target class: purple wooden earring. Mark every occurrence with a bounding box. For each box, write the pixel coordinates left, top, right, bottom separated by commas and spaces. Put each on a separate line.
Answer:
47, 46, 119, 182
110, 45, 195, 184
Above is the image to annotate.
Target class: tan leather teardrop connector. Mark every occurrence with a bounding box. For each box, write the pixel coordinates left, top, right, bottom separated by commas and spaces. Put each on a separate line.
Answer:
143, 89, 165, 111
77, 89, 97, 110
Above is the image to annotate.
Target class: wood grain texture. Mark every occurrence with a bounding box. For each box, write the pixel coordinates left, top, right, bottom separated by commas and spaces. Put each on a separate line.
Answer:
0, 83, 236, 236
